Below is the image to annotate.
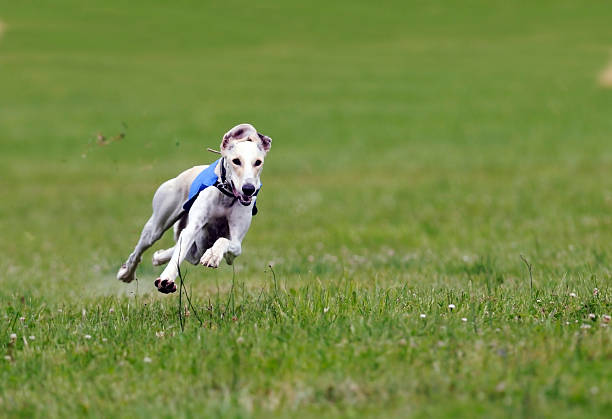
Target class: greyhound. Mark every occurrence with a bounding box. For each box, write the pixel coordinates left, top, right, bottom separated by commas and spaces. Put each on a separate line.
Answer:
116, 123, 272, 294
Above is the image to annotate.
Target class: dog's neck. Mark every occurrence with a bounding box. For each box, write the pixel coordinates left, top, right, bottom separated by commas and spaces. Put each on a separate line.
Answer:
214, 157, 227, 183
213, 157, 240, 206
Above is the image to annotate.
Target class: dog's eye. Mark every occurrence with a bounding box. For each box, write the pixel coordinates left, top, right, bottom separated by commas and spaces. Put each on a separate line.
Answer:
232, 158, 241, 166
254, 159, 262, 167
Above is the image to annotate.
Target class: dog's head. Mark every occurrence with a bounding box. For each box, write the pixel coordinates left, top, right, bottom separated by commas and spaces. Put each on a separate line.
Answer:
220, 123, 272, 206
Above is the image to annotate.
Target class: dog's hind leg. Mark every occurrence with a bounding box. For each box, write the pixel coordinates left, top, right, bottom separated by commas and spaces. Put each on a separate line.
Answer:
152, 246, 175, 266
117, 179, 185, 282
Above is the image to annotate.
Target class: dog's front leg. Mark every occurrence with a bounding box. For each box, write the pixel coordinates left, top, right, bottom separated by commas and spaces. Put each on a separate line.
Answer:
155, 190, 214, 294
200, 206, 252, 268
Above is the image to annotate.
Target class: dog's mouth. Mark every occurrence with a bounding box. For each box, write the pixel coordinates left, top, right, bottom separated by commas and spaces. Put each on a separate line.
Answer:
238, 195, 252, 206
231, 182, 253, 206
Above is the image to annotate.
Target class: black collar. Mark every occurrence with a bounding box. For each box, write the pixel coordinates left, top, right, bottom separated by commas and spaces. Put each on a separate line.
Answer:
220, 156, 228, 183
214, 157, 237, 200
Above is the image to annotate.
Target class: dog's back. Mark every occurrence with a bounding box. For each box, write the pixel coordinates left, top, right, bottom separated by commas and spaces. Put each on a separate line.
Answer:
174, 165, 209, 202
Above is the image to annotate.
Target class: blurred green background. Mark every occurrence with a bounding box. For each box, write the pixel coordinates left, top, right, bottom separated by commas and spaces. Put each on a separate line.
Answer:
0, 1, 611, 417
2, 1, 611, 295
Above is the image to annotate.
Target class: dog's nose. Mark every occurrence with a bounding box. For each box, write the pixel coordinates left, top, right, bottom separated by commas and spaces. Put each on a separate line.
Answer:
242, 183, 256, 196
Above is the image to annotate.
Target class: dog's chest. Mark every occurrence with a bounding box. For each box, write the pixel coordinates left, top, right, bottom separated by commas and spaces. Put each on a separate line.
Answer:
203, 217, 230, 240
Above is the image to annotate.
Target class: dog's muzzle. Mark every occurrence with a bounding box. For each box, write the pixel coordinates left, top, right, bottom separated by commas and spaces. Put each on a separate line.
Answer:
232, 182, 256, 206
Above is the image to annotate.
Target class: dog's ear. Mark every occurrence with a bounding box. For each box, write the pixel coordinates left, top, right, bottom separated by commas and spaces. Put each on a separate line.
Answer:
221, 124, 257, 151
257, 133, 272, 152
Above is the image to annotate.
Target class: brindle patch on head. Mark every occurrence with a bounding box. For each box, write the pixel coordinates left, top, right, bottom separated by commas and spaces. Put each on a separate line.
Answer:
257, 133, 272, 152
222, 124, 257, 151
223, 124, 256, 141
222, 137, 231, 150
221, 123, 271, 153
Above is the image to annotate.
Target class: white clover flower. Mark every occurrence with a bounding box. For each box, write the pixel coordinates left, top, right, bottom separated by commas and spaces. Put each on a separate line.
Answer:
9, 333, 17, 341
461, 318, 468, 322
323, 307, 329, 314
84, 335, 92, 339
420, 314, 426, 319
580, 324, 591, 329
4, 356, 11, 361
102, 338, 108, 342
143, 357, 152, 363
236, 336, 245, 344
109, 308, 115, 314
589, 313, 596, 321
28, 335, 35, 340
593, 288, 599, 296
602, 314, 610, 323
448, 304, 456, 310
569, 292, 577, 298
19, 317, 25, 322
155, 331, 165, 338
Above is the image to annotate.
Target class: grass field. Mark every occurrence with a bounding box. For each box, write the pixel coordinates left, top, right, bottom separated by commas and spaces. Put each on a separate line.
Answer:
1, 1, 612, 417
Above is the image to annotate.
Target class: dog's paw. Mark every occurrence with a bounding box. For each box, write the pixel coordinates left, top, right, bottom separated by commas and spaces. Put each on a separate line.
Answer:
117, 264, 135, 283
154, 278, 177, 294
200, 248, 223, 268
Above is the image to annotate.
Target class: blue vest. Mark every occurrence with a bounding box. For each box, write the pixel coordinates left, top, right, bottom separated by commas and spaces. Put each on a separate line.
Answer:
183, 159, 221, 212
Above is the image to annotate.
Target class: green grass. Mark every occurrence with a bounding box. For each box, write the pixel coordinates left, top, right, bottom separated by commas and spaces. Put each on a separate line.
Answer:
1, 0, 611, 417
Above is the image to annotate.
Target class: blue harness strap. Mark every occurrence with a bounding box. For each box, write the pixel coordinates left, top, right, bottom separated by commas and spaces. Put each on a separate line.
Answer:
183, 159, 221, 212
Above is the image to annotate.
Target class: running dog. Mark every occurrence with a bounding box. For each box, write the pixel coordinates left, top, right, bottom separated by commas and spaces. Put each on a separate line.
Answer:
116, 123, 272, 294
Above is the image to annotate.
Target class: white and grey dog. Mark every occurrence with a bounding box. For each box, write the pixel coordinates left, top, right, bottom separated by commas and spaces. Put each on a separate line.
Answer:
116, 123, 271, 294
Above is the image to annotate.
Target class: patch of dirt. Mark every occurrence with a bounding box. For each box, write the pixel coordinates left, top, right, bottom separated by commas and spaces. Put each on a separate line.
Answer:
598, 59, 612, 88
